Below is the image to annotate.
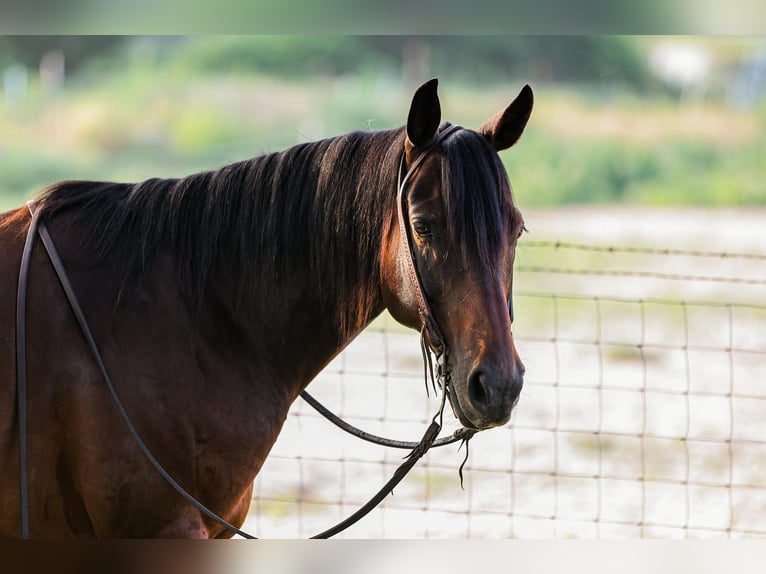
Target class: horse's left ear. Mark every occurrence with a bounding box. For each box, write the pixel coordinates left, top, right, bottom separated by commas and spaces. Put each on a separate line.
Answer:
406, 78, 441, 160
479, 84, 534, 151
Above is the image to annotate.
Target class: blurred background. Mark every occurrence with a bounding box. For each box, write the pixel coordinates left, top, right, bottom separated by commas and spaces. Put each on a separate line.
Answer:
1, 35, 765, 208
2, 36, 765, 539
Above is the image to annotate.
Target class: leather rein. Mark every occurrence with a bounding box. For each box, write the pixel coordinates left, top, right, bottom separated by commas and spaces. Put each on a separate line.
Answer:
14, 125, 473, 539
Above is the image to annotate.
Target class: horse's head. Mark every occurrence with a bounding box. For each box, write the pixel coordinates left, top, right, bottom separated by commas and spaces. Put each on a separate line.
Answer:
381, 79, 533, 431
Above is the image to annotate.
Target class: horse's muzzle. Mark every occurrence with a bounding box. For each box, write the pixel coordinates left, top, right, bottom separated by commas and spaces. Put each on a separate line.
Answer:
449, 361, 524, 430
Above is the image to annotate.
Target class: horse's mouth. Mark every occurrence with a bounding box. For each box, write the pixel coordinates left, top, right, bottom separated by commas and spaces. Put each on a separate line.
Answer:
445, 384, 480, 430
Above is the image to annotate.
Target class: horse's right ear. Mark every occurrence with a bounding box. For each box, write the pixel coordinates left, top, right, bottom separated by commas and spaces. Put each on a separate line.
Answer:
406, 78, 441, 157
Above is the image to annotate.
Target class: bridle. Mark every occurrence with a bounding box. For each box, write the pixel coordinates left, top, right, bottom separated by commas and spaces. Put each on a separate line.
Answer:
395, 124, 463, 357
392, 123, 516, 400
14, 125, 477, 539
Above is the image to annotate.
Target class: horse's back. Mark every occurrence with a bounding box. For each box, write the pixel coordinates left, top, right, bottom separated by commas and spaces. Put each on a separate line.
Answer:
0, 206, 88, 537
0, 208, 28, 440
0, 207, 32, 537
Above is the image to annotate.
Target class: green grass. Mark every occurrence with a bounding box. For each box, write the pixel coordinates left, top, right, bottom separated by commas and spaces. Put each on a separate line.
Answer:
503, 108, 766, 207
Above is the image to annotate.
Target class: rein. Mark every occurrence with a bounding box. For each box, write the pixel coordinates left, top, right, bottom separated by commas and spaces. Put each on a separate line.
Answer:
14, 126, 472, 539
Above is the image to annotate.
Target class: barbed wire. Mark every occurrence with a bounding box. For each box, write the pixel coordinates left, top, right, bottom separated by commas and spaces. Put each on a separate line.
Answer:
514, 290, 766, 311
517, 265, 766, 286
520, 240, 766, 261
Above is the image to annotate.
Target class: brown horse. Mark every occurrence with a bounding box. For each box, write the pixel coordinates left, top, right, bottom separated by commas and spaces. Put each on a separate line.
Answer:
0, 79, 532, 538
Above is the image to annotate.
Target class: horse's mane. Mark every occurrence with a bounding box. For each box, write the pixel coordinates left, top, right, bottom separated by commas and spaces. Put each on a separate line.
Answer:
36, 124, 514, 338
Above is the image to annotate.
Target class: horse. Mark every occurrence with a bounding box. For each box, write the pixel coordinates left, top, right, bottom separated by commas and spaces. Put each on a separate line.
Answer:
0, 78, 532, 538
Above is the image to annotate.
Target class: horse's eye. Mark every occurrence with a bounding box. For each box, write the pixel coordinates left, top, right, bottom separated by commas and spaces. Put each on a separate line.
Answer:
413, 221, 431, 237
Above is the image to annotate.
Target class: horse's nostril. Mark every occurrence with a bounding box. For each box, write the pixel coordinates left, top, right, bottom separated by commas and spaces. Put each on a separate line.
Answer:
468, 370, 489, 408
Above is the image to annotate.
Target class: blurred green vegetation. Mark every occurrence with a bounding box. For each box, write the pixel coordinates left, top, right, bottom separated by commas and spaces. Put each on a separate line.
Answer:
1, 36, 764, 212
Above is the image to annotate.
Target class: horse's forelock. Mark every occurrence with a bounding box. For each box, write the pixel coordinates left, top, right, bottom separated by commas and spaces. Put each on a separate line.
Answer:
440, 127, 515, 276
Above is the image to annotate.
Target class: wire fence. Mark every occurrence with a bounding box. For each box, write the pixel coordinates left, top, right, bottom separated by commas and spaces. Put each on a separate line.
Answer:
245, 237, 766, 539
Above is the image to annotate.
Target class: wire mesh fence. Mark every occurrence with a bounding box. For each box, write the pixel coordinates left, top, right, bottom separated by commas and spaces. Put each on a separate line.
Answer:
245, 232, 766, 539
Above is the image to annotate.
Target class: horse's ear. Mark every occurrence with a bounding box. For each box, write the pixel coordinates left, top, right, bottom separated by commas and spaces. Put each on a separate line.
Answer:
479, 84, 533, 151
406, 78, 441, 155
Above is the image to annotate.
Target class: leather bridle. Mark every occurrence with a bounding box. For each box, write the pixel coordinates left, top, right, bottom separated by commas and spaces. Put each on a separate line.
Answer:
14, 125, 476, 539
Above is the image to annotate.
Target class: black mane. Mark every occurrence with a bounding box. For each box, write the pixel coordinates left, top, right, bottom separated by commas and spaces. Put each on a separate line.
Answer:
37, 125, 514, 337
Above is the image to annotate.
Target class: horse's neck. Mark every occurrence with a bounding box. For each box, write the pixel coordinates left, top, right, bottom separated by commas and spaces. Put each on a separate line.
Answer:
226, 130, 400, 396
